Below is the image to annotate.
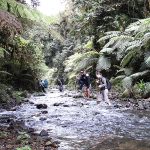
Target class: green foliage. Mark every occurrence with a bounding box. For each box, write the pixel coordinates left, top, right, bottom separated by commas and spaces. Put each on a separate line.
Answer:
17, 132, 31, 145
96, 56, 111, 70
83, 40, 93, 49
136, 80, 146, 94
0, 0, 56, 25
0, 84, 12, 103
16, 146, 31, 150
65, 51, 99, 77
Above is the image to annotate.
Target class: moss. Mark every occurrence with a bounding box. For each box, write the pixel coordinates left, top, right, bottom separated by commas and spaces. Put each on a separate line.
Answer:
0, 0, 8, 11
17, 132, 30, 145
16, 146, 31, 150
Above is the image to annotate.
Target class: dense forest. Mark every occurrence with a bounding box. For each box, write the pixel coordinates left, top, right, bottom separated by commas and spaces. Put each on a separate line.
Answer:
0, 0, 150, 102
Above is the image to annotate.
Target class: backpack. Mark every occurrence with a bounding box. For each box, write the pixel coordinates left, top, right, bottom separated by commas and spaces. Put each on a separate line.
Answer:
43, 79, 48, 88
106, 78, 111, 90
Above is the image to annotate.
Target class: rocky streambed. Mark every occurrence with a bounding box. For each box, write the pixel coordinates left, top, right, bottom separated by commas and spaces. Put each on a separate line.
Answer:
0, 89, 150, 150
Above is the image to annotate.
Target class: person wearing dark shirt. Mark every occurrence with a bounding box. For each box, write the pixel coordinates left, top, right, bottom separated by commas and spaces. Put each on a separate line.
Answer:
79, 70, 90, 98
57, 77, 64, 92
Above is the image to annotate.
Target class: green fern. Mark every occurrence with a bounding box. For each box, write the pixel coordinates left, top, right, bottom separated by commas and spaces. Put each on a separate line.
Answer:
96, 56, 111, 70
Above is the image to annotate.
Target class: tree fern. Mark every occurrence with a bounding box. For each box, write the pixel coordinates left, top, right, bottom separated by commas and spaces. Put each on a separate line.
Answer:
98, 31, 121, 43
100, 48, 114, 54
120, 49, 137, 67
145, 56, 150, 68
96, 56, 111, 70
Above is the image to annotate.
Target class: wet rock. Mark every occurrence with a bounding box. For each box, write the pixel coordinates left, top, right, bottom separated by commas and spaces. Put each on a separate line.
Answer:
15, 120, 25, 127
125, 103, 131, 108
94, 112, 100, 115
41, 111, 48, 114
29, 101, 34, 105
142, 101, 150, 109
36, 104, 47, 109
34, 93, 46, 97
45, 141, 53, 146
10, 107, 17, 111
137, 101, 144, 110
40, 117, 47, 121
53, 103, 63, 106
27, 127, 34, 133
114, 104, 122, 108
73, 95, 82, 98
0, 114, 16, 124
45, 141, 58, 148
63, 104, 70, 107
40, 130, 49, 136
23, 98, 29, 102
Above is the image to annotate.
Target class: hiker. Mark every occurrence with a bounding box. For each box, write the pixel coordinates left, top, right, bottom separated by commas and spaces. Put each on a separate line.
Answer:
79, 70, 90, 98
96, 72, 111, 105
57, 77, 64, 92
39, 80, 46, 93
43, 79, 48, 88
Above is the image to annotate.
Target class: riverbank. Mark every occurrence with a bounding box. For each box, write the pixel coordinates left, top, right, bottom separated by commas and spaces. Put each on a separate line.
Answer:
0, 122, 58, 150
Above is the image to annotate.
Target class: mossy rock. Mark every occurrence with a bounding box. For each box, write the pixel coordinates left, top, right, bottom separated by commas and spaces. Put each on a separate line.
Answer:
122, 88, 134, 98
110, 75, 125, 85
17, 132, 30, 143
12, 91, 27, 102
16, 145, 31, 150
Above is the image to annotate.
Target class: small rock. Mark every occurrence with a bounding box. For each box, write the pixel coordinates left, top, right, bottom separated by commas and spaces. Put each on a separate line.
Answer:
45, 141, 53, 146
138, 101, 144, 110
94, 112, 100, 115
27, 127, 34, 133
36, 104, 48, 109
6, 145, 12, 149
53, 103, 63, 106
114, 104, 122, 108
23, 98, 29, 102
125, 103, 130, 108
29, 101, 34, 105
40, 130, 49, 136
41, 111, 48, 114
63, 104, 69, 107
10, 107, 17, 111
40, 117, 47, 121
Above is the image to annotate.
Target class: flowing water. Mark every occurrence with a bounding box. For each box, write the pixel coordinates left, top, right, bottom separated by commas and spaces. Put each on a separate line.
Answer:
0, 89, 150, 150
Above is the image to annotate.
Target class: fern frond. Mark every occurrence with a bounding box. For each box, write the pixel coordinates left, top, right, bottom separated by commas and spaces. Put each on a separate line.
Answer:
96, 56, 111, 70
125, 40, 142, 52
104, 35, 134, 49
120, 49, 137, 67
100, 48, 114, 54
142, 32, 150, 45
0, 71, 12, 76
76, 57, 98, 71
145, 56, 150, 68
98, 31, 121, 43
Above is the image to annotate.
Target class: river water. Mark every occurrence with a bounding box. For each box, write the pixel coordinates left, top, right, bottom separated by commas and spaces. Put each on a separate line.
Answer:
0, 89, 150, 150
